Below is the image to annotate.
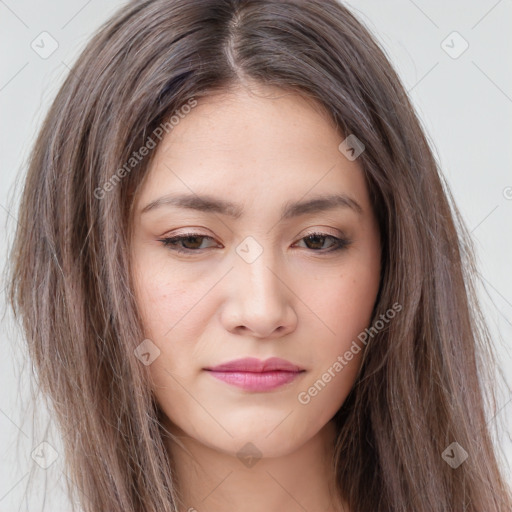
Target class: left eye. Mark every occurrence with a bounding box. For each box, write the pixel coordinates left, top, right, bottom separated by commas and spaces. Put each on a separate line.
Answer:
158, 232, 350, 254
294, 233, 348, 251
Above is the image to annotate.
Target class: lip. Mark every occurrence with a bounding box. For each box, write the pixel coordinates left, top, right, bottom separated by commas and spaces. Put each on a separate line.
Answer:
203, 357, 306, 392
204, 357, 304, 373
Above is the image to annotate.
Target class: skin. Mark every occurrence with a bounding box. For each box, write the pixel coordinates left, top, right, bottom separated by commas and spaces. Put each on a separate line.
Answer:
131, 82, 381, 512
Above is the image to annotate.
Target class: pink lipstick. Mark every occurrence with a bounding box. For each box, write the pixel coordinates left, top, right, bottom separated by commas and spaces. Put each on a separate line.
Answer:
204, 357, 305, 392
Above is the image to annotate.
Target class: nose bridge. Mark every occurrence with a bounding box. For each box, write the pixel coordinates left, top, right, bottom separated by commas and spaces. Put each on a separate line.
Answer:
236, 240, 284, 308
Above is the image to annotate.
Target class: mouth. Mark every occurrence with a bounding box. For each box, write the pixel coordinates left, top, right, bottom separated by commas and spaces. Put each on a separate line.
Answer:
203, 357, 306, 392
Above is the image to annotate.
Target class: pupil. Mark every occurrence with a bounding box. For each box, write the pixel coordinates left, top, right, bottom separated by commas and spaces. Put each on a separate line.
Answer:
306, 235, 324, 249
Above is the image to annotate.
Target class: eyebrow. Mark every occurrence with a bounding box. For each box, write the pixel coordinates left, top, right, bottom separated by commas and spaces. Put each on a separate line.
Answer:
140, 192, 363, 220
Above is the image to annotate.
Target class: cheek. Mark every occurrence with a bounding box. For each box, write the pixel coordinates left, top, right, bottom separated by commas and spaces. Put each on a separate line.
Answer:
304, 257, 380, 343
294, 253, 380, 413
334, 269, 380, 336
294, 262, 379, 416
132, 264, 215, 394
133, 263, 208, 341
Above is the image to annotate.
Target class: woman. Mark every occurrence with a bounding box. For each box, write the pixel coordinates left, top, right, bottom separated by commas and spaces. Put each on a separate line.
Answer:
8, 0, 511, 510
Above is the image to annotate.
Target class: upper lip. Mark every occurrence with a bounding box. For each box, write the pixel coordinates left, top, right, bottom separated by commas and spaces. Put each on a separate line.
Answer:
204, 357, 304, 373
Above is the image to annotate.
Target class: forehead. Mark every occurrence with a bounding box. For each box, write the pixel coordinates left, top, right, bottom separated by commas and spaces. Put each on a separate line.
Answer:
135, 84, 370, 215
157, 84, 339, 159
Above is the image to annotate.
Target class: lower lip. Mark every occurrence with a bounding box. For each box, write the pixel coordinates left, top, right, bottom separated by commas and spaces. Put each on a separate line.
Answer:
205, 370, 304, 391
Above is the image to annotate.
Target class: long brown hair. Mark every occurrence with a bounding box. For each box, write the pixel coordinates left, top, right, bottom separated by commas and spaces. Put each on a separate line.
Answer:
7, 0, 511, 510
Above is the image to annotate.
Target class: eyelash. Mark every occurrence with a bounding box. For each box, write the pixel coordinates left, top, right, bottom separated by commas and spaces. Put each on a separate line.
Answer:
157, 232, 352, 255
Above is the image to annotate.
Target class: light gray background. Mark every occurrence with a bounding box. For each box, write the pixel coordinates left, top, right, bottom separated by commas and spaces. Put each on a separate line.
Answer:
1, 1, 511, 510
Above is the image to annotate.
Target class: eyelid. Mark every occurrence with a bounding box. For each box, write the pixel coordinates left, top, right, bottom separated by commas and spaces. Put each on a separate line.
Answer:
298, 226, 346, 239
159, 226, 346, 243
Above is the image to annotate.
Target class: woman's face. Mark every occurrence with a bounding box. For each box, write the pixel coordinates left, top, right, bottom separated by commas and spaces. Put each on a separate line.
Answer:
131, 84, 381, 458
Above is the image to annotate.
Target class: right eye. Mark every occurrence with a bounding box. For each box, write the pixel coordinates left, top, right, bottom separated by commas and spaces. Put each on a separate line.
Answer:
157, 233, 221, 254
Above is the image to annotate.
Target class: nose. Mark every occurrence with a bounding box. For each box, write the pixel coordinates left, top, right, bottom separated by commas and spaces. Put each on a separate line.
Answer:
220, 251, 298, 339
